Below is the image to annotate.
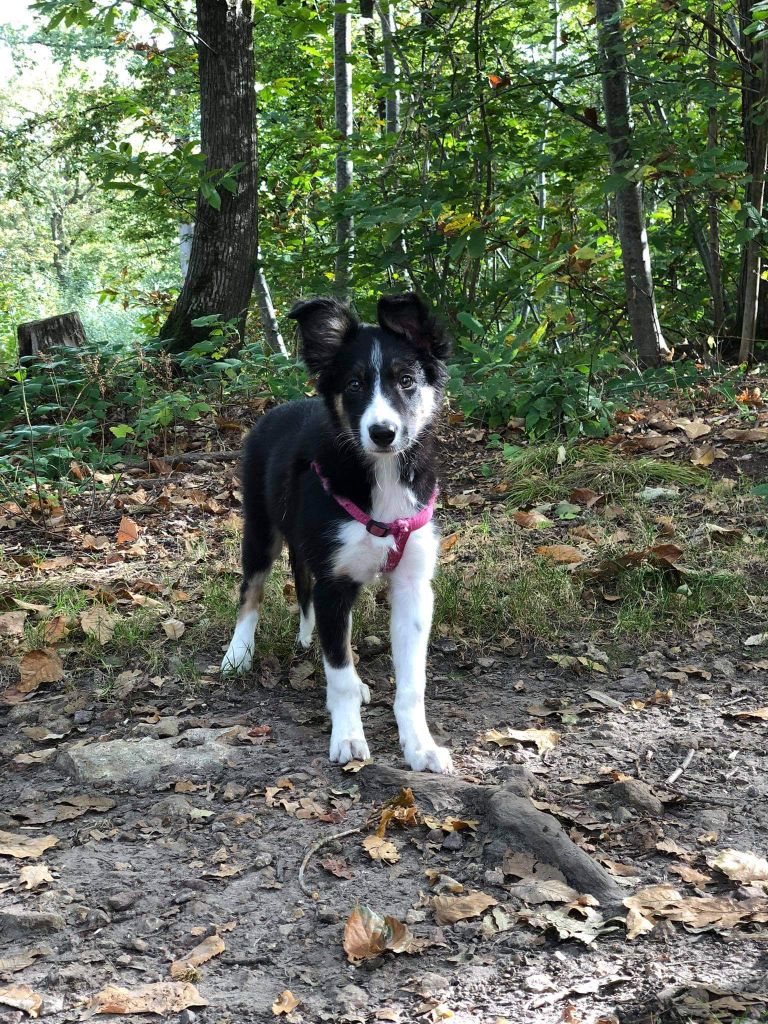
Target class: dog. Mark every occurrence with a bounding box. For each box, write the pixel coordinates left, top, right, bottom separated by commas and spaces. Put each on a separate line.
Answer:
221, 291, 453, 774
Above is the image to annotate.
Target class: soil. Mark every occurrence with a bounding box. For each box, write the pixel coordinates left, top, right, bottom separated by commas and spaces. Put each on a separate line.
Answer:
2, 405, 768, 1024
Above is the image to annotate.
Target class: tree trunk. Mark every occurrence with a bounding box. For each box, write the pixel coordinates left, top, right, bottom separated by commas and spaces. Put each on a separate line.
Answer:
17, 312, 86, 360
254, 253, 287, 356
160, 0, 258, 353
378, 2, 400, 135
334, 7, 354, 298
739, 33, 768, 362
707, 1, 726, 340
595, 0, 670, 368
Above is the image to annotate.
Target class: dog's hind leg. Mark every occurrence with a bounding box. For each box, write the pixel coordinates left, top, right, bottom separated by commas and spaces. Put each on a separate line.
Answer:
314, 577, 370, 764
290, 548, 315, 649
221, 515, 281, 675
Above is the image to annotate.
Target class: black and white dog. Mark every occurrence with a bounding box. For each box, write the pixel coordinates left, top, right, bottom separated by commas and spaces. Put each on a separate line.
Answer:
221, 292, 453, 774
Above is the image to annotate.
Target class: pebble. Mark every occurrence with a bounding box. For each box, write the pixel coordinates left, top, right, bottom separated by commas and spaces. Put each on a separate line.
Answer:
335, 984, 368, 1011
316, 907, 339, 924
73, 710, 94, 726
610, 778, 664, 817
442, 831, 464, 851
85, 908, 111, 930
108, 891, 137, 912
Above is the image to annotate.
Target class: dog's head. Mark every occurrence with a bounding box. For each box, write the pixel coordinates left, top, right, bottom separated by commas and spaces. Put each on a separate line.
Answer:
288, 292, 449, 457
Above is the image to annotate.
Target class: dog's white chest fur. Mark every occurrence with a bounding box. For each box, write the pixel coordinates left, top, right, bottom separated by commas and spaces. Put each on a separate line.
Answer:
332, 459, 418, 583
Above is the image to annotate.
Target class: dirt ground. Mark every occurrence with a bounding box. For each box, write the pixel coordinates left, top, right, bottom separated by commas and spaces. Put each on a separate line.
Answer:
2, 400, 768, 1024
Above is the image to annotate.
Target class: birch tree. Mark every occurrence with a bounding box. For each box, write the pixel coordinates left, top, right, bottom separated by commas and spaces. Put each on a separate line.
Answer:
334, 5, 354, 297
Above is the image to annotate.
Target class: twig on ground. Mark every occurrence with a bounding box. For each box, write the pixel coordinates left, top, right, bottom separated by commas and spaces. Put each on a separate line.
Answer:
666, 747, 696, 785
298, 823, 367, 898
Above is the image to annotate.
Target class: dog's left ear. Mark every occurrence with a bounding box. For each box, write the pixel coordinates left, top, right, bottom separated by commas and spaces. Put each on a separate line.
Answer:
288, 297, 358, 375
377, 292, 450, 359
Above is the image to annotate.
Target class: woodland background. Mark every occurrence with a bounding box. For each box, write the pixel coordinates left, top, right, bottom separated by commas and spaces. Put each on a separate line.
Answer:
2, 0, 768, 486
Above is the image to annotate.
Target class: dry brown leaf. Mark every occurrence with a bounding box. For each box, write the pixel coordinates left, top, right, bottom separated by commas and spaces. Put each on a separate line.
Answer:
711, 848, 768, 884
90, 981, 208, 1015
162, 618, 186, 640
272, 990, 300, 1016
116, 515, 140, 544
343, 906, 425, 962
2, 649, 64, 705
19, 864, 53, 890
727, 707, 768, 721
440, 532, 460, 553
432, 890, 498, 925
484, 727, 560, 755
320, 857, 354, 879
721, 427, 768, 442
668, 864, 712, 886
0, 611, 27, 638
169, 934, 225, 979
0, 985, 43, 1018
674, 417, 712, 440
43, 614, 70, 643
513, 510, 552, 529
362, 835, 400, 864
535, 544, 586, 564
446, 491, 484, 508
12, 599, 48, 613
80, 606, 118, 645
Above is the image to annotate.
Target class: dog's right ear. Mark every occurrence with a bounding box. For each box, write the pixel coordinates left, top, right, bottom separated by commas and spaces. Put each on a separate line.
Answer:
288, 297, 358, 374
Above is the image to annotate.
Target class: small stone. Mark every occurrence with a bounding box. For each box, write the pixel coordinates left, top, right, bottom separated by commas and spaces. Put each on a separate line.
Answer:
108, 891, 136, 912
484, 868, 505, 886
131, 937, 149, 952
0, 907, 65, 937
442, 831, 464, 851
610, 778, 664, 817
116, 953, 132, 966
253, 852, 273, 869
149, 795, 193, 821
418, 972, 450, 997
73, 709, 94, 725
85, 908, 111, 930
316, 907, 339, 924
179, 1011, 196, 1024
336, 984, 368, 1011
223, 782, 246, 802
405, 908, 427, 924
426, 828, 444, 844
360, 635, 384, 655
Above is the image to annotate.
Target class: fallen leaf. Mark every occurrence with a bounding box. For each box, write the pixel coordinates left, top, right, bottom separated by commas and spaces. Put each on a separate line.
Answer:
668, 864, 712, 886
432, 890, 498, 925
342, 758, 373, 773
272, 990, 300, 1016
721, 427, 768, 442
535, 544, 586, 565
690, 445, 715, 467
2, 649, 64, 705
0, 985, 43, 1018
513, 510, 553, 529
362, 835, 400, 864
0, 611, 27, 638
320, 857, 354, 879
43, 614, 70, 643
343, 906, 425, 962
745, 633, 768, 647
90, 982, 208, 1015
673, 417, 712, 440
446, 491, 484, 508
116, 516, 140, 544
19, 864, 54, 890
727, 707, 768, 721
162, 618, 186, 640
569, 487, 603, 508
711, 848, 768, 884
484, 727, 560, 755
169, 934, 225, 979
80, 606, 119, 645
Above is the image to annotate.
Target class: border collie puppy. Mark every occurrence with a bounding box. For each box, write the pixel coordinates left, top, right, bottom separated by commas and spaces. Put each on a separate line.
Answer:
221, 292, 453, 774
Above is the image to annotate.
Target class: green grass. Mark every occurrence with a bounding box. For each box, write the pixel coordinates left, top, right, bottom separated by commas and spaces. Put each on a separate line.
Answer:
503, 441, 707, 506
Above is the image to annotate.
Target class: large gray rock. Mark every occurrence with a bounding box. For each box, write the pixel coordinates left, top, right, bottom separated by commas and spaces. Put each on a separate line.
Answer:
56, 730, 238, 787
0, 907, 65, 938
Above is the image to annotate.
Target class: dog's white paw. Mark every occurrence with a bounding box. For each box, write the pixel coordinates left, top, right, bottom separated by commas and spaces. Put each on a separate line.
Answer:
297, 608, 314, 649
220, 640, 253, 675
330, 733, 370, 764
297, 631, 313, 650
359, 681, 371, 705
404, 744, 454, 774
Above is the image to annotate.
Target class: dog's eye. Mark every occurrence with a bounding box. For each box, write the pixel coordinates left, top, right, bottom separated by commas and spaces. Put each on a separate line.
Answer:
346, 378, 361, 393
399, 374, 415, 389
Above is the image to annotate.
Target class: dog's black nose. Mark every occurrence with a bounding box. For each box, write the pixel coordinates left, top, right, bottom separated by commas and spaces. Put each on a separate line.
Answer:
368, 421, 397, 447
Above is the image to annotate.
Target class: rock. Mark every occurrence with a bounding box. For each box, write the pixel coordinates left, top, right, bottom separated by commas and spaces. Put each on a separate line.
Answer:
179, 1011, 196, 1024
0, 907, 65, 938
316, 907, 339, 924
223, 782, 246, 802
610, 778, 664, 817
426, 828, 444, 844
335, 984, 368, 1011
442, 831, 464, 851
417, 972, 450, 997
136, 716, 181, 739
85, 908, 111, 930
57, 730, 237, 787
360, 635, 384, 655
108, 890, 137, 912
73, 710, 94, 726
613, 670, 652, 694
149, 796, 194, 821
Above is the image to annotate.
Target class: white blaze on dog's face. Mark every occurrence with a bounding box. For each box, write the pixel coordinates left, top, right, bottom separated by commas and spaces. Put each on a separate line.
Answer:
289, 293, 449, 460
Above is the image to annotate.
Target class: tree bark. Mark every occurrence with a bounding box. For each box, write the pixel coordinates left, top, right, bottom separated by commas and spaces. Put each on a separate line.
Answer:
17, 313, 86, 359
378, 2, 400, 135
739, 32, 768, 362
160, 0, 258, 353
707, 1, 726, 340
595, 0, 670, 368
334, 7, 354, 298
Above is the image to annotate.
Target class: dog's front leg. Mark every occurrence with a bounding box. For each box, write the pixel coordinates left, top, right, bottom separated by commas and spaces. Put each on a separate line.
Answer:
390, 573, 453, 774
314, 578, 370, 765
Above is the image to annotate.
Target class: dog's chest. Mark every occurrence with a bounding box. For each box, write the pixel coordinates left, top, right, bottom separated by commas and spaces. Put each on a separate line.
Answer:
332, 463, 417, 583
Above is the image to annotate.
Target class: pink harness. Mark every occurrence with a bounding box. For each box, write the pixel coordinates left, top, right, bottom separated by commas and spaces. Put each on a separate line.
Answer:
311, 461, 438, 573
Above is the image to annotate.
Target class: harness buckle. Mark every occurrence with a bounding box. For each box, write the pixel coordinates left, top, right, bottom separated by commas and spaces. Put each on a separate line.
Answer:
366, 520, 390, 538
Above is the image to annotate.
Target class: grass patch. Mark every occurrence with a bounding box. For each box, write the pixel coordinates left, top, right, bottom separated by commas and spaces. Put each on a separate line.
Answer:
503, 441, 706, 506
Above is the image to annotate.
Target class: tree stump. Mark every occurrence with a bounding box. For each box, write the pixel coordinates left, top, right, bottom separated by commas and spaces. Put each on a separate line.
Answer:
17, 312, 86, 360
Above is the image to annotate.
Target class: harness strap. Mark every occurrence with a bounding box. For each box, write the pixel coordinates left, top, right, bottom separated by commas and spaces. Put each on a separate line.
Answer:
310, 461, 438, 572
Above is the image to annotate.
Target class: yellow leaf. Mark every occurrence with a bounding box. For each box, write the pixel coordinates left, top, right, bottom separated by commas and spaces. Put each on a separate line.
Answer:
362, 835, 400, 864
272, 990, 300, 1016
